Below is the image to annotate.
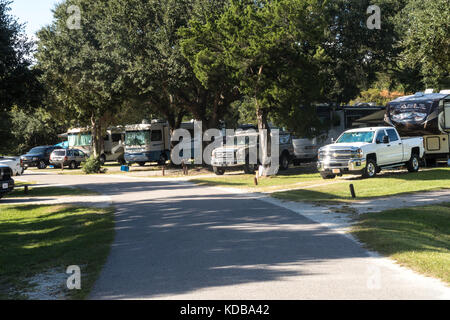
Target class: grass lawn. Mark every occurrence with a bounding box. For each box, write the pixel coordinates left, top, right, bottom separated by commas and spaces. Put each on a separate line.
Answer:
0, 205, 115, 299
273, 168, 450, 203
352, 203, 450, 284
192, 167, 322, 192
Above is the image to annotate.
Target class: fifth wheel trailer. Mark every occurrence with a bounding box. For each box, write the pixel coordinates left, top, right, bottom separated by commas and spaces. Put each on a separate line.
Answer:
385, 91, 450, 163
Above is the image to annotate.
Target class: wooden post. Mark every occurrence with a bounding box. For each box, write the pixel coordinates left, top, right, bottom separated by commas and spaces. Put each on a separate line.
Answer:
254, 172, 259, 186
350, 184, 356, 198
162, 166, 165, 176
24, 185, 29, 195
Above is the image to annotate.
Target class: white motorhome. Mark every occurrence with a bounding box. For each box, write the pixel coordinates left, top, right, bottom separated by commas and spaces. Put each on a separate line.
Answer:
124, 120, 171, 166
67, 127, 125, 164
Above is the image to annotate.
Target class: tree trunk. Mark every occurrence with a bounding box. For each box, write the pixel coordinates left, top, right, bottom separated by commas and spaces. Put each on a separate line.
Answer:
91, 113, 102, 158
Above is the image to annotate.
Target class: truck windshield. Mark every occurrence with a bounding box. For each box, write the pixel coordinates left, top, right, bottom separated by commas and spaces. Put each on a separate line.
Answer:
337, 132, 374, 143
126, 131, 150, 146
68, 133, 92, 147
28, 147, 48, 154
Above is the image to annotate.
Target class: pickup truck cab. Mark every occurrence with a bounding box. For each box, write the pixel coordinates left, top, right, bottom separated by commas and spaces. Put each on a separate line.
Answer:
317, 127, 424, 179
0, 165, 14, 199
211, 131, 294, 175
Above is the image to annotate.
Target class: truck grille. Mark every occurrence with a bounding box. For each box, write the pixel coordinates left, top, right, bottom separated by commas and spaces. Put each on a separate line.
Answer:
215, 151, 234, 159
319, 150, 358, 161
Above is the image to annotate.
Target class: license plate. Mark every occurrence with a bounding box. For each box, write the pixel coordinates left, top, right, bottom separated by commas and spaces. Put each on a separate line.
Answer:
2, 183, 8, 189
332, 169, 341, 174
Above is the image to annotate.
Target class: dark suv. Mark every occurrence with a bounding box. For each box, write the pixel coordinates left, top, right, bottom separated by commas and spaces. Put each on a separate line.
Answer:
21, 146, 62, 169
0, 165, 14, 199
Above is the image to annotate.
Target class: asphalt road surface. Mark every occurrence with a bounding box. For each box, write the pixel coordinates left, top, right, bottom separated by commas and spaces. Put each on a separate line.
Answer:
15, 172, 450, 300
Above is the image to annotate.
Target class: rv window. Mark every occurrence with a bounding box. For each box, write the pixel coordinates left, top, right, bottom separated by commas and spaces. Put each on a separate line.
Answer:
151, 130, 163, 142
125, 131, 150, 146
68, 133, 92, 147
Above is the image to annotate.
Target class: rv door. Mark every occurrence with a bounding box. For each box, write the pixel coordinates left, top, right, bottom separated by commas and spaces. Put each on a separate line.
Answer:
444, 99, 450, 131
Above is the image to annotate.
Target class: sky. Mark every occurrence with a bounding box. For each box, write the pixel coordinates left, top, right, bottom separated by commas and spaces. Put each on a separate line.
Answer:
9, 0, 61, 40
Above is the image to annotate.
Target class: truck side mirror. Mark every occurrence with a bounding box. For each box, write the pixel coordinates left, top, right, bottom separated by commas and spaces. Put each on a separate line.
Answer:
383, 135, 390, 144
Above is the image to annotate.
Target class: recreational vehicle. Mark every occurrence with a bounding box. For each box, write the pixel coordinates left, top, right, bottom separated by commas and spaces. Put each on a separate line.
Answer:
67, 127, 125, 164
385, 90, 450, 163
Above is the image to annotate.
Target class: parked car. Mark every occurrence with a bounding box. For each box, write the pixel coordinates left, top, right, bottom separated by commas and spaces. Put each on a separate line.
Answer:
292, 138, 319, 165
211, 130, 294, 175
21, 146, 63, 169
317, 127, 425, 179
0, 165, 14, 199
0, 156, 24, 176
49, 149, 87, 169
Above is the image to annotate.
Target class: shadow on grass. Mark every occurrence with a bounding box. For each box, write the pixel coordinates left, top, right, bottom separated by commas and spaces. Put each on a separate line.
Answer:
0, 205, 114, 299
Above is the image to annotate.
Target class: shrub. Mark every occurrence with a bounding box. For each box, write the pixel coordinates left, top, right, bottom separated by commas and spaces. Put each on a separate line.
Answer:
82, 156, 103, 174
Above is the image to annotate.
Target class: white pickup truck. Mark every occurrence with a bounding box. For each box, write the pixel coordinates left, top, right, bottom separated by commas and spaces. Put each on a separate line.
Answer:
0, 156, 24, 176
317, 127, 424, 179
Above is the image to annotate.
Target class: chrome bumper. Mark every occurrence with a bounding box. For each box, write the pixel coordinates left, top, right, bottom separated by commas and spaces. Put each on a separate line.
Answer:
317, 158, 367, 173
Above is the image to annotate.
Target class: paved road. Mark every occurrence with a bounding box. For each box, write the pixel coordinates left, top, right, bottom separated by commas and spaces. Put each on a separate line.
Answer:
15, 172, 450, 299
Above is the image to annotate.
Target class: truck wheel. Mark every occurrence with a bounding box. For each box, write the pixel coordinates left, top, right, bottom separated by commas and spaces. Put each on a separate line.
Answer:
363, 159, 377, 178
243, 163, 256, 175
213, 166, 225, 175
279, 153, 290, 171
407, 154, 420, 173
320, 172, 336, 180
38, 160, 47, 170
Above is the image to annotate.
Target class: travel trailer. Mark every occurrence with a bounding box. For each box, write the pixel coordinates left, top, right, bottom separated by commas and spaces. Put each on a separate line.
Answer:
67, 127, 125, 164
385, 90, 450, 163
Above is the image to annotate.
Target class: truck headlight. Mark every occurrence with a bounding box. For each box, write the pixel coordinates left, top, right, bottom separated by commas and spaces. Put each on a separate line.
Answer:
356, 148, 363, 158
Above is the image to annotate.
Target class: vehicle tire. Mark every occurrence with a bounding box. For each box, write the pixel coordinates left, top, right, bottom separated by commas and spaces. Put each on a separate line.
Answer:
213, 166, 225, 175
363, 159, 378, 178
118, 157, 126, 165
138, 162, 146, 167
293, 159, 301, 166
157, 154, 167, 166
320, 172, 336, 180
279, 153, 290, 171
99, 155, 106, 165
407, 153, 420, 173
243, 163, 256, 175
69, 161, 78, 170
38, 160, 47, 170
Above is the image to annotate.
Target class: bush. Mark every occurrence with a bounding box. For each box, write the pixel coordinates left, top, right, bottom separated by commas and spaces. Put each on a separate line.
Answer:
82, 156, 104, 174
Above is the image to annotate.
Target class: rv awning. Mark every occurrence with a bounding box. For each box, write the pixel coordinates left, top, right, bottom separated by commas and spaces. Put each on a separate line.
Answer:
353, 110, 386, 126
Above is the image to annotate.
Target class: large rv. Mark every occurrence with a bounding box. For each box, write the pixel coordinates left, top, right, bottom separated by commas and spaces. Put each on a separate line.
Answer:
67, 127, 125, 164
124, 120, 202, 166
124, 120, 171, 166
385, 91, 450, 163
